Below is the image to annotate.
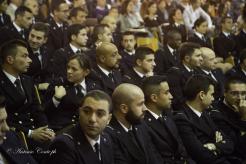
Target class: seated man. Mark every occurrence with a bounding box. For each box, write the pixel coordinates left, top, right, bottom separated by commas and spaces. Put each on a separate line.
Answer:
0, 95, 38, 164
143, 75, 194, 164
174, 75, 235, 164
210, 78, 246, 162
45, 90, 114, 164
226, 49, 246, 83
106, 83, 161, 164
123, 47, 156, 87
119, 31, 137, 75
0, 40, 55, 155
93, 42, 122, 95
167, 42, 202, 110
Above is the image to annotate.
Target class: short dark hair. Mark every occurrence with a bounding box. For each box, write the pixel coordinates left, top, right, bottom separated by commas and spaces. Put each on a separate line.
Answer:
92, 24, 110, 42
221, 16, 233, 24
68, 54, 91, 70
69, 7, 87, 18
193, 17, 207, 29
179, 42, 201, 61
15, 6, 32, 18
142, 75, 168, 102
166, 29, 181, 41
225, 78, 245, 92
239, 49, 246, 64
67, 24, 87, 41
50, 0, 66, 13
190, 0, 199, 4
80, 90, 112, 112
134, 46, 154, 64
30, 22, 49, 37
0, 39, 28, 65
121, 31, 136, 40
184, 75, 214, 101
0, 95, 6, 109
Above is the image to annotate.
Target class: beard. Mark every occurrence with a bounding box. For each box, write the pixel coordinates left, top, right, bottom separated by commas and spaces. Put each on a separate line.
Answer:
125, 109, 144, 125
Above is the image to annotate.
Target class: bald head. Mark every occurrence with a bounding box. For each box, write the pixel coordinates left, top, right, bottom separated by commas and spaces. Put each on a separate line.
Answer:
96, 42, 117, 57
96, 42, 121, 70
112, 83, 144, 110
200, 47, 216, 70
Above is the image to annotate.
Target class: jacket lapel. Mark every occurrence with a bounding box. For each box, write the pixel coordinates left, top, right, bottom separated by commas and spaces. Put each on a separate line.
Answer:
109, 116, 145, 162
71, 125, 101, 164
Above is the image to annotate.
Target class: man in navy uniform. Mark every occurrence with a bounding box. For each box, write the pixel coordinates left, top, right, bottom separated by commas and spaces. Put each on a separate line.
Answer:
93, 42, 122, 96
123, 46, 156, 87
106, 83, 161, 164
45, 0, 69, 53
45, 90, 114, 164
0, 6, 33, 45
0, 95, 38, 164
174, 75, 235, 164
0, 39, 55, 149
51, 24, 88, 81
143, 75, 193, 164
167, 42, 202, 110
210, 78, 246, 162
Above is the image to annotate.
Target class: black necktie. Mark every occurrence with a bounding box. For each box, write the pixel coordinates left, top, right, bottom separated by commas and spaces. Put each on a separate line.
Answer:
20, 29, 25, 39
108, 72, 115, 84
34, 52, 43, 68
15, 79, 25, 95
128, 128, 142, 150
76, 49, 81, 54
202, 36, 206, 42
173, 50, 178, 61
75, 84, 84, 97
94, 143, 100, 161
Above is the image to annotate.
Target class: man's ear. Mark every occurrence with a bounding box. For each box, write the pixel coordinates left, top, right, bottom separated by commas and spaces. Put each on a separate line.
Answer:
119, 104, 128, 114
71, 34, 76, 42
43, 37, 48, 44
184, 55, 190, 63
136, 59, 142, 67
199, 91, 205, 100
6, 55, 14, 64
150, 94, 158, 103
84, 69, 90, 76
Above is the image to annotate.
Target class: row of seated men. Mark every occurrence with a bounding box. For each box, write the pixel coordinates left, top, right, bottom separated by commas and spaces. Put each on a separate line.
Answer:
0, 63, 246, 164
0, 1, 246, 68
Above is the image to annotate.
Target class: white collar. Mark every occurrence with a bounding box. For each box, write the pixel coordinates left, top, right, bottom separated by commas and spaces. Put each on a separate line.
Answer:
183, 64, 193, 72
118, 120, 132, 132
147, 109, 160, 120
194, 31, 204, 39
9, 3, 18, 10
124, 49, 135, 55
70, 43, 80, 53
187, 104, 202, 117
79, 79, 86, 91
167, 44, 174, 54
85, 135, 100, 151
242, 68, 246, 76
13, 21, 22, 32
50, 14, 63, 27
201, 69, 211, 75
2, 70, 19, 84
97, 65, 111, 76
222, 31, 230, 37
133, 68, 145, 78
